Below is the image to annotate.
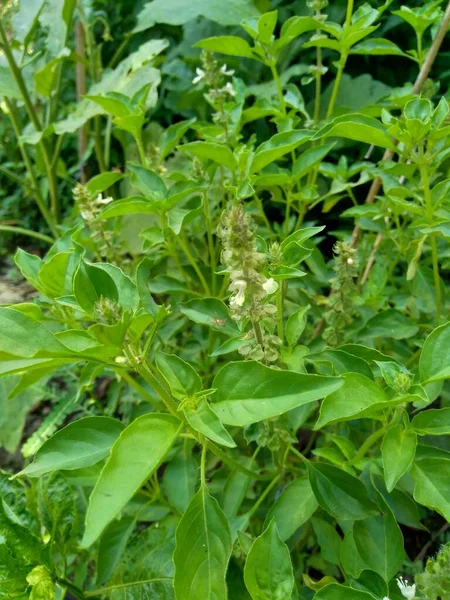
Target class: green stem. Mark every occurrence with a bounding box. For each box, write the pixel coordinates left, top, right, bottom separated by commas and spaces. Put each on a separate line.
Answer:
203, 192, 217, 294
94, 116, 106, 173
417, 32, 424, 68
276, 283, 284, 342
3, 98, 57, 236
200, 441, 207, 486
136, 132, 148, 167
326, 0, 354, 119
347, 427, 386, 467
117, 370, 160, 409
420, 155, 441, 320
270, 62, 286, 117
313, 46, 323, 124
0, 25, 59, 222
244, 474, 281, 521
85, 579, 172, 598
284, 190, 293, 234
177, 234, 211, 295
0, 224, 54, 244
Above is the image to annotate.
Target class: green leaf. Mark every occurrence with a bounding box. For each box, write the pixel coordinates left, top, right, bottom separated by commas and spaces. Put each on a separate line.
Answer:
292, 142, 336, 181
381, 424, 417, 492
38, 251, 74, 299
34, 48, 71, 97
134, 0, 259, 31
156, 352, 202, 399
195, 36, 256, 59
160, 117, 196, 159
167, 196, 203, 234
98, 196, 160, 219
419, 322, 450, 383
311, 518, 342, 566
86, 172, 124, 196
128, 163, 167, 200
411, 458, 450, 522
411, 408, 450, 435
179, 141, 236, 171
313, 114, 395, 150
314, 584, 376, 599
0, 307, 68, 358
285, 305, 310, 347
173, 483, 232, 600
257, 10, 278, 45
307, 462, 377, 520
92, 263, 139, 313
315, 373, 388, 429
11, 0, 45, 44
351, 38, 408, 57
82, 413, 181, 547
27, 566, 55, 600
14, 247, 43, 290
55, 42, 165, 134
163, 450, 198, 514
250, 130, 311, 173
96, 517, 135, 586
244, 520, 294, 600
265, 477, 318, 541
73, 260, 118, 316
212, 361, 342, 426
359, 309, 419, 340
0, 544, 28, 596
17, 417, 124, 478
184, 399, 236, 448
0, 375, 46, 453
353, 511, 405, 582
180, 298, 239, 337
277, 16, 324, 50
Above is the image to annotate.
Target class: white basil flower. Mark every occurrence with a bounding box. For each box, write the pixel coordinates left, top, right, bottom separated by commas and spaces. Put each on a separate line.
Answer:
192, 68, 205, 84
229, 279, 247, 307
223, 82, 236, 97
220, 64, 235, 76
397, 577, 416, 600
262, 277, 278, 296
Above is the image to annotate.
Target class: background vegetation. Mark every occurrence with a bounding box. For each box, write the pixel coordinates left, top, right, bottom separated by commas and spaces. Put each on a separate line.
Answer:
1, 1, 450, 599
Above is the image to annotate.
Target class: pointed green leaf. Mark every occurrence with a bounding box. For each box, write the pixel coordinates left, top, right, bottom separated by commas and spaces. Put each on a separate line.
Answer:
314, 585, 376, 600
307, 462, 377, 520
411, 458, 450, 522
180, 298, 239, 337
179, 141, 236, 171
17, 417, 124, 478
0, 308, 68, 358
96, 517, 136, 586
82, 413, 181, 547
313, 114, 395, 150
353, 511, 405, 582
244, 520, 294, 600
419, 322, 450, 383
315, 373, 389, 429
184, 399, 236, 448
411, 408, 450, 435
195, 36, 256, 59
381, 424, 417, 492
163, 450, 198, 514
156, 352, 202, 399
265, 477, 318, 541
174, 484, 232, 600
212, 361, 342, 426
250, 130, 311, 173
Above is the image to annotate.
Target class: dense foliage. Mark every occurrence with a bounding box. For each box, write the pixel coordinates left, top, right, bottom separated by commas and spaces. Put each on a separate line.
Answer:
1, 0, 450, 599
